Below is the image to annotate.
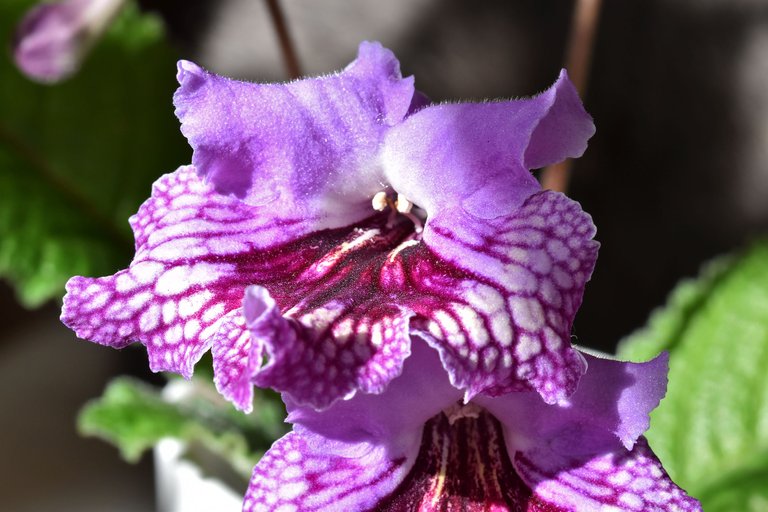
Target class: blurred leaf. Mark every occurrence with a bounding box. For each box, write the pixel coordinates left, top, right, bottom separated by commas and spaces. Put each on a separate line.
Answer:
618, 242, 768, 512
78, 377, 288, 480
0, 1, 189, 307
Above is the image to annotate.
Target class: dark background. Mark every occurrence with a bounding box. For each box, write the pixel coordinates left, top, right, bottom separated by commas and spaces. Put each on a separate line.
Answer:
2, 0, 767, 510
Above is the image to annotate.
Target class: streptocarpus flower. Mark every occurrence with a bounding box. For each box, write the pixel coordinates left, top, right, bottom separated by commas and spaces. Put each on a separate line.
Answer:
13, 0, 125, 83
62, 42, 598, 411
60, 41, 700, 509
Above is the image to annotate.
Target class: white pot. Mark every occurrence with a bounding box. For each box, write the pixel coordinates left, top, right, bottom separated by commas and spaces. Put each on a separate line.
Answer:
154, 438, 244, 512
154, 380, 246, 512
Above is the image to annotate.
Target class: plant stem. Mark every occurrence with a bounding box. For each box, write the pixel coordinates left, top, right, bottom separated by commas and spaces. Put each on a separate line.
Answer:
541, 0, 603, 193
264, 0, 302, 79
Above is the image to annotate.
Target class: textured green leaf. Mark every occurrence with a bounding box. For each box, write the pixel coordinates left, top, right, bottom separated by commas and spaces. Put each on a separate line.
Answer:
78, 377, 288, 480
618, 242, 768, 512
0, 1, 189, 307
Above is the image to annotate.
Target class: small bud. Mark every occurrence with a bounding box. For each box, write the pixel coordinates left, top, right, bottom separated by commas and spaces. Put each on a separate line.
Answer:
13, 0, 125, 83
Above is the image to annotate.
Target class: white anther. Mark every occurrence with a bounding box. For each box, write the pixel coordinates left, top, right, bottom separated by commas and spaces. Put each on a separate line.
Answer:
395, 194, 413, 213
372, 191, 388, 211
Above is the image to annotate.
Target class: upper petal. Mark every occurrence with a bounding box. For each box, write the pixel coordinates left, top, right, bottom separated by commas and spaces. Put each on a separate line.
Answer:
382, 70, 594, 219
173, 41, 415, 229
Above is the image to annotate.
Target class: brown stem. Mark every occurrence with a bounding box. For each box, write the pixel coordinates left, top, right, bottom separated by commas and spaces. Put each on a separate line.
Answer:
541, 0, 603, 193
264, 0, 302, 79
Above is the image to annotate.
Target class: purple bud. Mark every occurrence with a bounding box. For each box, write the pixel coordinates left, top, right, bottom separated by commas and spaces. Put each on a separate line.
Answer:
12, 0, 125, 83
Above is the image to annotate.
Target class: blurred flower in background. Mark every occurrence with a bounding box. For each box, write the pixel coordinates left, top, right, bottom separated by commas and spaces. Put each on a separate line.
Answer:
13, 0, 126, 83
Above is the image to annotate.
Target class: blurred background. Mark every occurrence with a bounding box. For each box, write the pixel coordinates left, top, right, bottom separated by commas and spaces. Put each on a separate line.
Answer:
2, 0, 767, 510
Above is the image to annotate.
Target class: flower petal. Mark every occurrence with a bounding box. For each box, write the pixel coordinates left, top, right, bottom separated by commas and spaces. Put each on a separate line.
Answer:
514, 437, 701, 511
284, 337, 461, 445
245, 285, 415, 410
413, 190, 598, 404
474, 352, 700, 510
210, 309, 253, 412
244, 339, 458, 512
173, 41, 414, 229
383, 69, 594, 219
244, 429, 418, 512
477, 351, 669, 453
61, 166, 343, 380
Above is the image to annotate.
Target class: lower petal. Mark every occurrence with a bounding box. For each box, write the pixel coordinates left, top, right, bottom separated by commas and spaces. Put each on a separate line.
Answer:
244, 429, 420, 512
246, 285, 415, 410
61, 166, 341, 380
210, 309, 254, 412
417, 190, 599, 404
514, 437, 702, 512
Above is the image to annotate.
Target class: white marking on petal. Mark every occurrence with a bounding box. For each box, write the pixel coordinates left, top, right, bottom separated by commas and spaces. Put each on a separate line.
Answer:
388, 239, 419, 262
463, 283, 504, 315
543, 327, 562, 350
509, 297, 545, 331
490, 313, 513, 346
90, 291, 109, 309
434, 310, 460, 336
128, 291, 152, 311
162, 301, 177, 324
155, 263, 231, 296
115, 273, 138, 293
202, 302, 226, 323
454, 305, 488, 347
184, 319, 201, 340
516, 334, 541, 361
165, 324, 183, 345
178, 290, 213, 318
131, 261, 164, 284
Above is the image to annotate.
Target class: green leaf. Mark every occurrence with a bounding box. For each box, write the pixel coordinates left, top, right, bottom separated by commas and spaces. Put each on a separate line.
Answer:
78, 377, 288, 481
618, 241, 768, 512
0, 1, 189, 307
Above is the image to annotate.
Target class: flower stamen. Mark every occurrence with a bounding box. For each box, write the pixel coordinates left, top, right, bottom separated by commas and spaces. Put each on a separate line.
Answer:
372, 190, 424, 235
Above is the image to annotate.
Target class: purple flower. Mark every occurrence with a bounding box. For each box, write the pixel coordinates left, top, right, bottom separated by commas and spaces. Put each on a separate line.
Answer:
12, 0, 125, 83
60, 42, 700, 510
247, 342, 699, 510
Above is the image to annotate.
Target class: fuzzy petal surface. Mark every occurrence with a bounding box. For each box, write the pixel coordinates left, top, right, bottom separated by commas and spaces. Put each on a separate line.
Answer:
244, 430, 417, 512
383, 70, 594, 219
173, 41, 414, 230
476, 352, 670, 454
284, 337, 461, 447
